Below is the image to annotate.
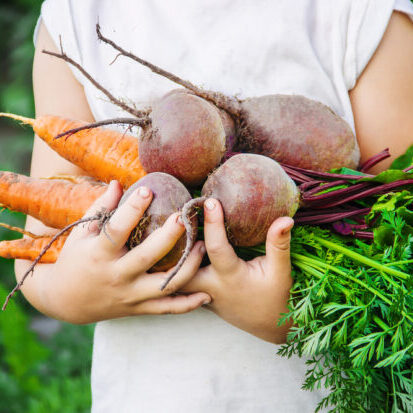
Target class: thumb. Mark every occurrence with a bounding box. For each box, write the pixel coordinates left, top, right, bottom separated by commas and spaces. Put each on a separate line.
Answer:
265, 217, 294, 275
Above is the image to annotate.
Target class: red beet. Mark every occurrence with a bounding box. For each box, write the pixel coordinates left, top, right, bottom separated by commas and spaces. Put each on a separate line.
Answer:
239, 94, 359, 171
52, 88, 234, 187
161, 154, 300, 289
201, 154, 300, 246
120, 172, 197, 272
97, 31, 360, 172
139, 90, 232, 186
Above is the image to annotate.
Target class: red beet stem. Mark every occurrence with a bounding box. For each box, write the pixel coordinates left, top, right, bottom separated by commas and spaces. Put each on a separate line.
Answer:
332, 221, 373, 240
282, 165, 314, 183
353, 231, 374, 240
281, 163, 373, 180
298, 180, 324, 191
306, 179, 413, 209
303, 179, 349, 197
302, 181, 372, 203
294, 207, 371, 225
295, 206, 362, 217
359, 148, 390, 172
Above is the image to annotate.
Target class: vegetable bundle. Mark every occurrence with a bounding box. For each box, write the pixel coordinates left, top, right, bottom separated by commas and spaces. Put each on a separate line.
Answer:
1, 25, 412, 412
263, 190, 413, 412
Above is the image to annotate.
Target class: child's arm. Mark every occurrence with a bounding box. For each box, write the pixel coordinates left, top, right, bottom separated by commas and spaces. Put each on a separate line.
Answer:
350, 11, 413, 173
183, 11, 413, 344
14, 22, 210, 323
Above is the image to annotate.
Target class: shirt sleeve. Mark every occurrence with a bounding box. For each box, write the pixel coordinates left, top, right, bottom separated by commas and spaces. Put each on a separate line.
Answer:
343, 0, 392, 90
394, 0, 413, 21
33, 0, 88, 87
344, 0, 413, 90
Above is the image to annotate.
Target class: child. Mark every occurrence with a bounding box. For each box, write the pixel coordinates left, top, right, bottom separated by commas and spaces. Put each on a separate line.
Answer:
16, 1, 413, 411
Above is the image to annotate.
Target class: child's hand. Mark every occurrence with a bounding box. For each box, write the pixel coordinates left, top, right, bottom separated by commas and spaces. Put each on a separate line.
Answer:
18, 181, 210, 324
182, 199, 293, 344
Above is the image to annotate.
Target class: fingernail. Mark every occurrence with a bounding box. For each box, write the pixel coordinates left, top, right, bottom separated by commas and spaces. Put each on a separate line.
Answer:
138, 186, 150, 198
205, 199, 215, 210
176, 214, 184, 225
200, 244, 206, 255
281, 217, 294, 235
202, 298, 211, 305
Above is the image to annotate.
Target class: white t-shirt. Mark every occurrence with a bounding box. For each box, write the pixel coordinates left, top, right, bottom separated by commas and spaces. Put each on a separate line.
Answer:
35, 1, 413, 412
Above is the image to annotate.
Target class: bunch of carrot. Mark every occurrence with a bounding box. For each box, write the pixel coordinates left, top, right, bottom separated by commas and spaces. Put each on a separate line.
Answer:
0, 113, 147, 263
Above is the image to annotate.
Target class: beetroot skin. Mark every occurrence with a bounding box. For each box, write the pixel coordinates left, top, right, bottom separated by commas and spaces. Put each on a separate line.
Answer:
139, 91, 231, 186
240, 94, 360, 171
99, 39, 360, 172
201, 154, 300, 246
120, 172, 197, 272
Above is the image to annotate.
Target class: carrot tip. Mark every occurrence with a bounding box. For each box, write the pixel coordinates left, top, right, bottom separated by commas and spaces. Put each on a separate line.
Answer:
0, 112, 35, 126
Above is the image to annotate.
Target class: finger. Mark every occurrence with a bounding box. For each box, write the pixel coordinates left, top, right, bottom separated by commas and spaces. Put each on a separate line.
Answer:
178, 265, 212, 293
70, 180, 123, 239
117, 212, 185, 275
97, 186, 152, 251
265, 216, 294, 278
133, 292, 211, 315
203, 198, 240, 273
128, 241, 205, 299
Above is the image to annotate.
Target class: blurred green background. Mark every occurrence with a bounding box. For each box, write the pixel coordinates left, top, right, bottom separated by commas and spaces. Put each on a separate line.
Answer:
0, 1, 93, 412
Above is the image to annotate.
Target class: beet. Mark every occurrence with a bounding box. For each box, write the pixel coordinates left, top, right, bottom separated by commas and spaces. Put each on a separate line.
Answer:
160, 154, 300, 289
201, 154, 300, 246
52, 88, 234, 187
139, 90, 231, 186
164, 88, 359, 172
96, 33, 360, 172
120, 172, 197, 272
239, 94, 359, 171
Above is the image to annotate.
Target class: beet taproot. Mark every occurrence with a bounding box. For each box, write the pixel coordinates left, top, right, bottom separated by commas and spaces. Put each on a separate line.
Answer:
120, 172, 197, 272
160, 154, 300, 289
43, 44, 235, 186
138, 90, 232, 186
201, 154, 300, 246
238, 94, 359, 171
95, 28, 360, 172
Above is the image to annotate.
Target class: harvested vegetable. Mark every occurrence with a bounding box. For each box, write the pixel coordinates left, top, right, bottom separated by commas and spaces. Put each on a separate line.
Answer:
95, 25, 359, 172
53, 90, 233, 186
161, 153, 300, 289
2, 173, 195, 270
0, 113, 147, 189
138, 90, 230, 186
201, 154, 299, 246
2, 210, 112, 310
41, 45, 235, 186
120, 172, 196, 272
279, 195, 413, 412
2, 172, 196, 308
0, 170, 106, 228
239, 149, 413, 412
0, 235, 67, 263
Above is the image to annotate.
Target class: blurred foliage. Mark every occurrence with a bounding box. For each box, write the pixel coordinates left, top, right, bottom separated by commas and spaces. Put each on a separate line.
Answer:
0, 282, 93, 412
0, 0, 42, 115
0, 2, 93, 412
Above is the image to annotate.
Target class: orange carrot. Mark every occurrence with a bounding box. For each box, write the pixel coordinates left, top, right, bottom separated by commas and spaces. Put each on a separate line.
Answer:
0, 113, 147, 188
0, 171, 106, 228
0, 235, 67, 263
